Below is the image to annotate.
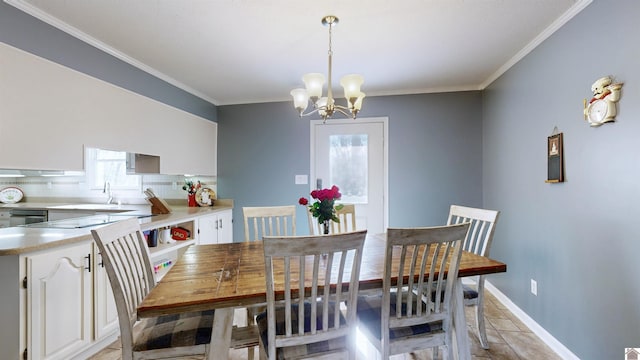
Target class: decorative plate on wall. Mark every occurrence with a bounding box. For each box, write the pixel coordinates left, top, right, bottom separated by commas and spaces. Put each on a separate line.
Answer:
0, 187, 24, 203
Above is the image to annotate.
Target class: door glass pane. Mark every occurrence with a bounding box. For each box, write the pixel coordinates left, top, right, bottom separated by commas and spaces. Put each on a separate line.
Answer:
329, 134, 368, 204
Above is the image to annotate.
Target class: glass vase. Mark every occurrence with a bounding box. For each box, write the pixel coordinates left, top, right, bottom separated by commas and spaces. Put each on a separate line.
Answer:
322, 220, 330, 235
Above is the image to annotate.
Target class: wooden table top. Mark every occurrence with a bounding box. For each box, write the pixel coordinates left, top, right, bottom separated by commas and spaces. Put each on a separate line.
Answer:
138, 233, 507, 318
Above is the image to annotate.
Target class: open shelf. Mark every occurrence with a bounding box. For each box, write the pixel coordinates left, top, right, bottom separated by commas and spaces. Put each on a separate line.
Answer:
148, 239, 195, 258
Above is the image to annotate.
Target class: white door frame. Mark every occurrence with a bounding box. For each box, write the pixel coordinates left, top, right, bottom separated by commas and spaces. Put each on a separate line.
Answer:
310, 116, 389, 233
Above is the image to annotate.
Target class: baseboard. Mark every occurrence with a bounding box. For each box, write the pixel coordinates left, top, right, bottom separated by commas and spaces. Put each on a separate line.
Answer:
70, 332, 119, 360
485, 280, 580, 360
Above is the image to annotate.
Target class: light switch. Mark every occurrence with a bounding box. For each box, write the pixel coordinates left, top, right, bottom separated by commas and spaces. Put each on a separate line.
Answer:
295, 175, 308, 185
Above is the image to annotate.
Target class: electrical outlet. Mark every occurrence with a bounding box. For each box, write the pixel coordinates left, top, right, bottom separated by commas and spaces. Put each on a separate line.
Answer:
531, 279, 537, 296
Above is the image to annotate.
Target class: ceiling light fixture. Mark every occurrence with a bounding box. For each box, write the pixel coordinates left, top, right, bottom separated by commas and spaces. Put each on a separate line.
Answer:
290, 15, 365, 123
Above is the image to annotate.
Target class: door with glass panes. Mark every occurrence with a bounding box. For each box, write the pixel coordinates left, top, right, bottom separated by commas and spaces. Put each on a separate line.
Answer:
311, 117, 387, 234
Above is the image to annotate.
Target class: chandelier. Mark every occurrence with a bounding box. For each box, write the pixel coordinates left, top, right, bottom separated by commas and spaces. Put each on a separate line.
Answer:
290, 15, 365, 123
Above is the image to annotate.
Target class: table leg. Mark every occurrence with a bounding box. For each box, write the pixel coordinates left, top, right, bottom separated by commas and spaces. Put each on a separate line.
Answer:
208, 307, 233, 360
453, 279, 471, 360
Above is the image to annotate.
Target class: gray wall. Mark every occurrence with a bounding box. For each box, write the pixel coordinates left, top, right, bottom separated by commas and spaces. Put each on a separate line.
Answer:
217, 91, 484, 241
483, 0, 640, 358
0, 1, 217, 121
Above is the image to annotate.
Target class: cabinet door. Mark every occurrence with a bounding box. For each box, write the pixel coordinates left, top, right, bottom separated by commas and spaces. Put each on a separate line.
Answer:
160, 120, 217, 176
197, 211, 233, 245
217, 210, 233, 244
1, 43, 85, 171
94, 249, 119, 339
197, 214, 218, 245
27, 241, 93, 360
0, 209, 10, 228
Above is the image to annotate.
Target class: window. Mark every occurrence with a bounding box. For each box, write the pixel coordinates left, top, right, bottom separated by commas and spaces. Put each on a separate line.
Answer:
329, 134, 368, 204
85, 148, 140, 189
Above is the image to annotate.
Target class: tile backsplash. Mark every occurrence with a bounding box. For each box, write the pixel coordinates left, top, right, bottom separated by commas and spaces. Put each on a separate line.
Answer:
0, 174, 217, 205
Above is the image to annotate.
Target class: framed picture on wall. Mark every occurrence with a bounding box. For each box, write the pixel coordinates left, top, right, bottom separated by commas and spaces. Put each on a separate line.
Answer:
547, 133, 564, 183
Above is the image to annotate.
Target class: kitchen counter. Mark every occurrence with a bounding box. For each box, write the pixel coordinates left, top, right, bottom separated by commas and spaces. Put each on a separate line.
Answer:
0, 203, 233, 255
0, 202, 149, 212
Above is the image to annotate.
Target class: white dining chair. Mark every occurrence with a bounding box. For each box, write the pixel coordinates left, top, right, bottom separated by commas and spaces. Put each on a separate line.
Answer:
257, 230, 367, 359
242, 205, 297, 358
91, 218, 215, 360
447, 204, 500, 349
356, 223, 470, 359
307, 203, 357, 235
243, 205, 296, 241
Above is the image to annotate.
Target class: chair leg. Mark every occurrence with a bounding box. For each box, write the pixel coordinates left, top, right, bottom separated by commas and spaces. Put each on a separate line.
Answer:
475, 302, 489, 349
248, 313, 255, 359
475, 276, 489, 349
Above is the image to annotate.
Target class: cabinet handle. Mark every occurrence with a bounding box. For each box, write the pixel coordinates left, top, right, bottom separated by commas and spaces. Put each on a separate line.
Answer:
218, 219, 223, 229
98, 252, 104, 268
85, 254, 91, 272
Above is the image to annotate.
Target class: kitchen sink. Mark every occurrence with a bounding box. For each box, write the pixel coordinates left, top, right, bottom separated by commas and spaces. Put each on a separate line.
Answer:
22, 213, 155, 229
48, 204, 125, 211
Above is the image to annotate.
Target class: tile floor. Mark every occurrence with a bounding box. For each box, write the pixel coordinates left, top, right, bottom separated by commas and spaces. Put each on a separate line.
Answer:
90, 290, 561, 360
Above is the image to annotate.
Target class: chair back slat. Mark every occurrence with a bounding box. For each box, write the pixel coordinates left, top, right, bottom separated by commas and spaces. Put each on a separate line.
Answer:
262, 230, 367, 359
447, 205, 500, 257
332, 204, 357, 234
243, 206, 296, 242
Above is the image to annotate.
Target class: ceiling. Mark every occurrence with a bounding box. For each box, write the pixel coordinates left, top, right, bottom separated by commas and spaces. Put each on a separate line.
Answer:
8, 0, 589, 106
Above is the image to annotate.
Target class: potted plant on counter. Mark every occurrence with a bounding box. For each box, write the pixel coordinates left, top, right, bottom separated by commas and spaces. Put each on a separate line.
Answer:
182, 180, 201, 207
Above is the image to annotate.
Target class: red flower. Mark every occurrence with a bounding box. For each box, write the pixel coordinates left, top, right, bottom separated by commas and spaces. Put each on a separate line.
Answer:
310, 186, 342, 202
299, 185, 343, 225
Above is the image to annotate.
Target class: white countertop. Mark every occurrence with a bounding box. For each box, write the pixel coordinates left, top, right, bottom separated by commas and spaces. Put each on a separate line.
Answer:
0, 204, 232, 255
0, 202, 149, 212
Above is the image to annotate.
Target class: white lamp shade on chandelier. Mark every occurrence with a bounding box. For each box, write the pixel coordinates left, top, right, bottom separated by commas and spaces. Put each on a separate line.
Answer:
290, 16, 365, 122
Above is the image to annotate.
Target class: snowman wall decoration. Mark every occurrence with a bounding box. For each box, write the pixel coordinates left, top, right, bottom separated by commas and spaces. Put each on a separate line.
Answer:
583, 76, 623, 127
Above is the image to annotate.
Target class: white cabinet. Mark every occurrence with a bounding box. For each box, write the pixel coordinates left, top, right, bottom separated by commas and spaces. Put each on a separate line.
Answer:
197, 210, 233, 245
0, 208, 233, 359
26, 241, 93, 360
94, 248, 119, 339
217, 210, 233, 243
159, 120, 218, 176
1, 43, 218, 174
0, 209, 10, 228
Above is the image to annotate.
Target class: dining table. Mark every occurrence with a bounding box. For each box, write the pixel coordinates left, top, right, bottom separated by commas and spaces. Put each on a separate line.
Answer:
137, 233, 507, 360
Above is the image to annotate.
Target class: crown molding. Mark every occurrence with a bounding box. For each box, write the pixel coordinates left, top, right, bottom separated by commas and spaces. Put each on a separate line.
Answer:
480, 0, 593, 89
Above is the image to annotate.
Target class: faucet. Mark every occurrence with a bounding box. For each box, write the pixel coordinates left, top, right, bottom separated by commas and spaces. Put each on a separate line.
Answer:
103, 181, 113, 204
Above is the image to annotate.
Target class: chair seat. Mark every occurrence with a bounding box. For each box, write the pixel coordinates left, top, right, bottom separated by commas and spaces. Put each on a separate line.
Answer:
256, 302, 347, 359
357, 295, 443, 341
462, 284, 478, 299
423, 282, 478, 302
133, 310, 214, 352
